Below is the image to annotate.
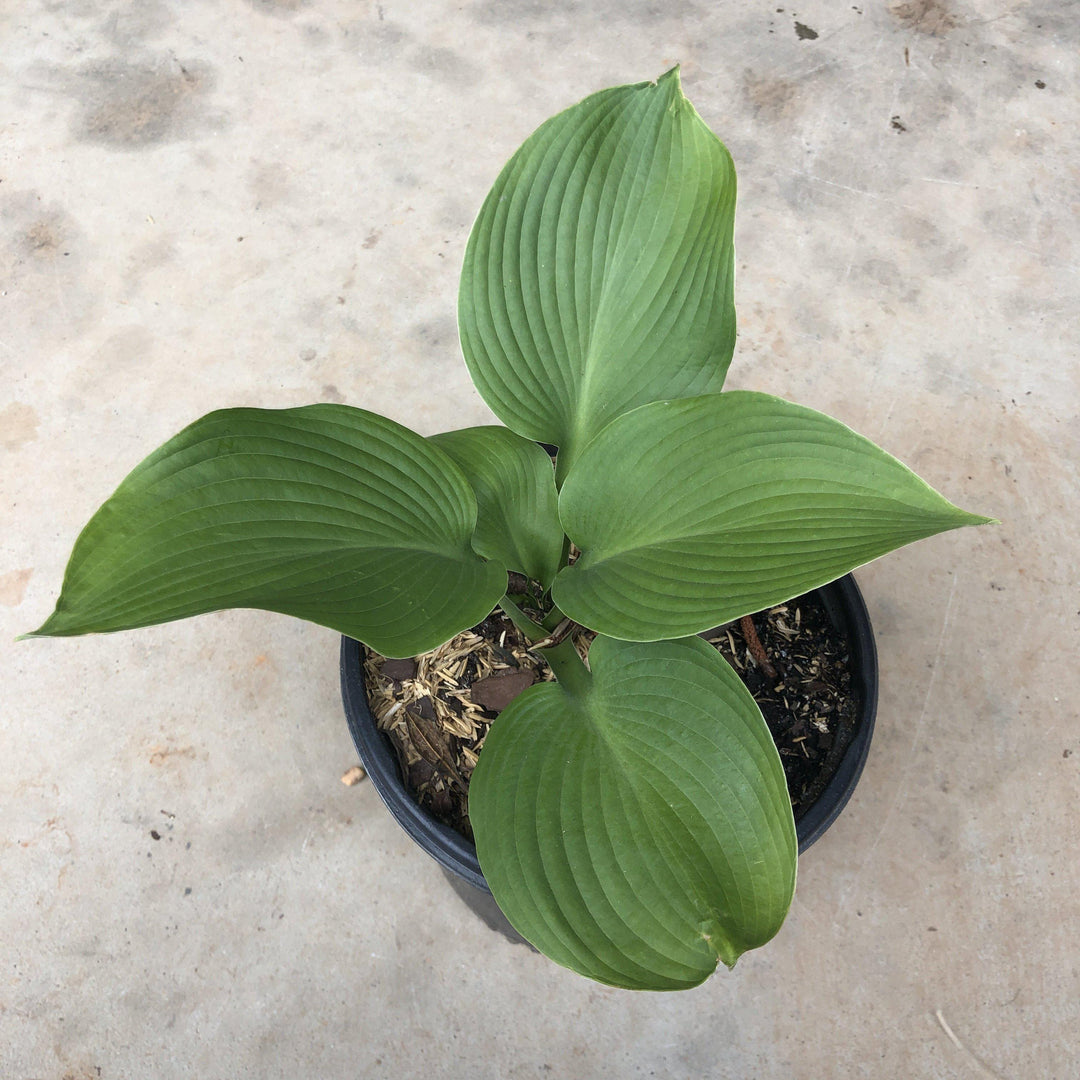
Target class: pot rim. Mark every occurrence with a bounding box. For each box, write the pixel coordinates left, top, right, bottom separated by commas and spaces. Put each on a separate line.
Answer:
340, 572, 878, 894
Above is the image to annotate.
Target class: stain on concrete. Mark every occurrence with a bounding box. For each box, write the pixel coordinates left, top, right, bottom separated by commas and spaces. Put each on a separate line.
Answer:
611, 0, 701, 17
472, 0, 580, 18
321, 384, 346, 403
346, 17, 410, 62
90, 325, 155, 370
302, 20, 332, 47
39, 0, 98, 15
906, 76, 968, 126
73, 55, 217, 148
794, 20, 819, 40
101, 1, 175, 45
0, 403, 40, 450
412, 45, 477, 86
247, 0, 309, 14
123, 232, 178, 293
64, 326, 157, 411
6, 196, 77, 269
361, 229, 382, 249
0, 568, 34, 607
900, 215, 969, 276
862, 256, 921, 305
888, 0, 958, 36
249, 160, 297, 210
743, 71, 802, 120
0, 191, 97, 342
411, 315, 458, 352
922, 349, 982, 396
147, 744, 198, 766
1016, 6, 1074, 37
471, 0, 698, 22
23, 220, 65, 257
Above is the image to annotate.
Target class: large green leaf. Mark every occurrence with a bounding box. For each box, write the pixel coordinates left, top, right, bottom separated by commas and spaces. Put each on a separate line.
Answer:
428, 426, 564, 588
459, 67, 737, 481
554, 392, 991, 641
28, 406, 507, 657
470, 634, 797, 990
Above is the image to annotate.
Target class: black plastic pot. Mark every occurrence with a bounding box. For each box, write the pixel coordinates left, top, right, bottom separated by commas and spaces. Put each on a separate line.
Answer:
341, 637, 489, 892
793, 574, 878, 849
340, 572, 878, 893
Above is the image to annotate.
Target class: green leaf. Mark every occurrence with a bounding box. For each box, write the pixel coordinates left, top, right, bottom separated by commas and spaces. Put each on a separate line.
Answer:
459, 67, 737, 480
28, 406, 507, 658
553, 392, 991, 641
429, 426, 564, 588
470, 634, 797, 990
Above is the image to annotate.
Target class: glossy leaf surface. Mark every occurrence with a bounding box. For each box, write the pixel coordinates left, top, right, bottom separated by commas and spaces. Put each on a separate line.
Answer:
470, 634, 797, 990
554, 392, 990, 640
429, 426, 563, 588
459, 67, 737, 479
30, 406, 506, 657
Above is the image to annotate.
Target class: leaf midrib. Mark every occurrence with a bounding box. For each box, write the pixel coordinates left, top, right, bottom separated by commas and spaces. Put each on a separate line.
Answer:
567, 494, 949, 571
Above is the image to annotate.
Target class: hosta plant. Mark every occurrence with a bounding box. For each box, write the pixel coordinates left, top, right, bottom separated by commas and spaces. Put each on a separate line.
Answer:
27, 69, 989, 990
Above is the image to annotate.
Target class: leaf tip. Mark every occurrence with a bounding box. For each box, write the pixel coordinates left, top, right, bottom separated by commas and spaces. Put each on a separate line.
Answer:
657, 63, 682, 87
949, 508, 997, 531
709, 932, 742, 971
699, 913, 754, 971
656, 64, 684, 103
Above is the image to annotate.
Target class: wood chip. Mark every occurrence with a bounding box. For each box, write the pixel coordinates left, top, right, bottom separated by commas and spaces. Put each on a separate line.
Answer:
340, 765, 367, 786
471, 669, 536, 712
381, 658, 417, 681
404, 708, 466, 789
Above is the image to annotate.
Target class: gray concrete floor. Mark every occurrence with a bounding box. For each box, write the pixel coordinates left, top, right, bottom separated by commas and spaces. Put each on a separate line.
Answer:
3, 1, 1077, 1077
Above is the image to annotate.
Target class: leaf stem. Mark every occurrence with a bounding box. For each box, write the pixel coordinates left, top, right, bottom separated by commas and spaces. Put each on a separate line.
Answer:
556, 532, 572, 571
501, 592, 589, 693
498, 594, 548, 643
541, 604, 566, 631
541, 638, 590, 696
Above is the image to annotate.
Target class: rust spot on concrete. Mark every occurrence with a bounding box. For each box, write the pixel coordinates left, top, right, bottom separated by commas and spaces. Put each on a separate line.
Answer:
0, 403, 40, 449
0, 568, 33, 607
148, 744, 197, 766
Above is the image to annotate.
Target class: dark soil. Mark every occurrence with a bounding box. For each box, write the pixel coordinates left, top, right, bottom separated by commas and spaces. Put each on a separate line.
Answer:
706, 599, 857, 817
364, 590, 858, 839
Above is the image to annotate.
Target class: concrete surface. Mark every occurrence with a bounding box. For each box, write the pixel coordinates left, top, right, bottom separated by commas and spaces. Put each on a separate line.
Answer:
3, 1, 1077, 1077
